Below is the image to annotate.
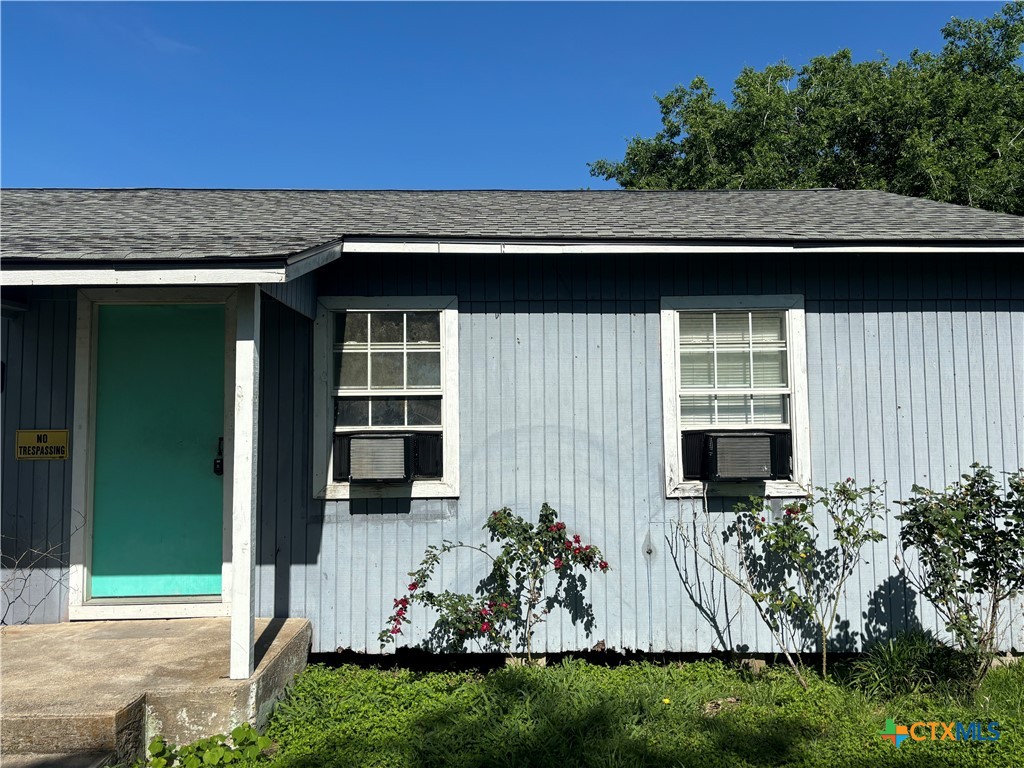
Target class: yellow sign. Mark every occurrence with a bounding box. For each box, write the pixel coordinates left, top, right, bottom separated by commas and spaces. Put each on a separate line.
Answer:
16, 430, 69, 460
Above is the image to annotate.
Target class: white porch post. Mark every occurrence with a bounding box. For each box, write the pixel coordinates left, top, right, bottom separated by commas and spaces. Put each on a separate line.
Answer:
230, 285, 260, 679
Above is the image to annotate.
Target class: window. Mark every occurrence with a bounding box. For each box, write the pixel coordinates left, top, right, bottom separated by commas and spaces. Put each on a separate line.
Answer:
661, 296, 809, 497
314, 297, 459, 499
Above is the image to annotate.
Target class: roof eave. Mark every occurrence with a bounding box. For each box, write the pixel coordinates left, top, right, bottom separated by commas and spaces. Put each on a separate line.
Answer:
0, 256, 291, 287
336, 235, 1024, 255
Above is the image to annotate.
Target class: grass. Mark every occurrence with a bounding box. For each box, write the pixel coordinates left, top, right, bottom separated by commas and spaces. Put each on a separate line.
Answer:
256, 658, 1024, 768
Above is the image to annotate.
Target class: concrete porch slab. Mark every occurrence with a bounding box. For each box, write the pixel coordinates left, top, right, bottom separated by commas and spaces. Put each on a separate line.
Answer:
1, 618, 310, 765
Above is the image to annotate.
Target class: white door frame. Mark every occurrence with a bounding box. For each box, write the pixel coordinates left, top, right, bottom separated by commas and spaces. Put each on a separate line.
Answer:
68, 287, 238, 620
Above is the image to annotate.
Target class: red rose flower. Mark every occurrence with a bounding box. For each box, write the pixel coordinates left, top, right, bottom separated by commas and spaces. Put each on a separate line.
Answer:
408, 582, 419, 591
573, 534, 581, 544
599, 561, 609, 571
553, 557, 563, 569
481, 622, 491, 632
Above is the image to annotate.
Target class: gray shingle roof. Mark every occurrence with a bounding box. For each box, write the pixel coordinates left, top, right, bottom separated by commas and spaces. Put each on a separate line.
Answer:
2, 188, 1021, 262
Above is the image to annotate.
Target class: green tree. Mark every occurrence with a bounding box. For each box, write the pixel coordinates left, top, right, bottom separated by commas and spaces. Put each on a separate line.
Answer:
590, 2, 1024, 214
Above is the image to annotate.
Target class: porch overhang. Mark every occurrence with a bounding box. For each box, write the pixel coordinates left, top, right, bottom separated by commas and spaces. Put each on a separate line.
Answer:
0, 240, 343, 287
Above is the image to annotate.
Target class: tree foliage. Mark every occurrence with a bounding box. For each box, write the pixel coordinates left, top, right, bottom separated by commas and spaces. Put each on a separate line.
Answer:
590, 2, 1024, 214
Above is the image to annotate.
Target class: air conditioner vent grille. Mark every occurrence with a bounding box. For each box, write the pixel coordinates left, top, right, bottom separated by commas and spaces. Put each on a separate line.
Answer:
712, 434, 773, 480
350, 437, 408, 481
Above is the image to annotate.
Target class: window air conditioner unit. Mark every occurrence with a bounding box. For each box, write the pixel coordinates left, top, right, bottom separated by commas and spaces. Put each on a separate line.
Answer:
334, 433, 443, 483
683, 431, 791, 481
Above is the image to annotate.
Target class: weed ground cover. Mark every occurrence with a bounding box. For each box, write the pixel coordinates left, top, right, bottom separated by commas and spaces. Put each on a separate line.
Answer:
259, 659, 1023, 767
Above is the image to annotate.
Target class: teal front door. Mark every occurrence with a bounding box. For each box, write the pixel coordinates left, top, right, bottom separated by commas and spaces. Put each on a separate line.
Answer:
90, 304, 226, 598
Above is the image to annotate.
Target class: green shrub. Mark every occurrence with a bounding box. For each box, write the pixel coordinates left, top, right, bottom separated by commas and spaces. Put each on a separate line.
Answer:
850, 629, 977, 698
896, 464, 1024, 683
677, 479, 886, 686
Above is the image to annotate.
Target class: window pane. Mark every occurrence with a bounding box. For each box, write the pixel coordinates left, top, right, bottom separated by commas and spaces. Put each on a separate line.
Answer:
407, 312, 440, 343
752, 395, 789, 425
717, 351, 751, 387
680, 350, 714, 388
680, 395, 714, 427
716, 395, 750, 424
751, 313, 785, 343
407, 352, 441, 388
408, 396, 442, 426
335, 352, 368, 389
370, 352, 403, 388
753, 350, 788, 387
371, 397, 405, 426
334, 397, 369, 427
679, 313, 714, 344
715, 314, 750, 346
370, 312, 403, 344
336, 312, 368, 344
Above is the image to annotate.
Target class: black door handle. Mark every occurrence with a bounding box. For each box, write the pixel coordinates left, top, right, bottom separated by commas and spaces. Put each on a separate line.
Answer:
213, 437, 224, 476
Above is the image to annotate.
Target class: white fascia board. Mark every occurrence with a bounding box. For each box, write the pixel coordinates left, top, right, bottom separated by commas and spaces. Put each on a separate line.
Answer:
285, 240, 345, 279
339, 238, 1022, 255
2, 265, 287, 287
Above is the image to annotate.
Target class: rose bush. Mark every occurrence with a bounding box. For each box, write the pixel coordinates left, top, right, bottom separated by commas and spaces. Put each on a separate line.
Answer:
379, 503, 609, 661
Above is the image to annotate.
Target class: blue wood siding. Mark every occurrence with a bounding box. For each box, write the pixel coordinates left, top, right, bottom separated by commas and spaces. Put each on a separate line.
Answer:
6, 255, 1023, 658
1, 288, 77, 625
261, 274, 317, 320
249, 253, 1024, 654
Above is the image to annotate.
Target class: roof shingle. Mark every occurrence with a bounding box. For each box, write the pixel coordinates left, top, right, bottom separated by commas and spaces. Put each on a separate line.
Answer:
2, 188, 1020, 262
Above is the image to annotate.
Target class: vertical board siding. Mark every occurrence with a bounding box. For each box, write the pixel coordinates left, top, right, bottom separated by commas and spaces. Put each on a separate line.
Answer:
254, 296, 318, 621
242, 254, 1024, 653
1, 289, 77, 625
261, 274, 317, 320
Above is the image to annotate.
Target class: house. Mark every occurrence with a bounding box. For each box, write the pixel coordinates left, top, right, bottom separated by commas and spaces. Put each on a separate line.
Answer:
2, 188, 1022, 676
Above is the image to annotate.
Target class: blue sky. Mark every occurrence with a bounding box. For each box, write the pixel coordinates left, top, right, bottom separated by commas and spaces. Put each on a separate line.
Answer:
0, 2, 1005, 190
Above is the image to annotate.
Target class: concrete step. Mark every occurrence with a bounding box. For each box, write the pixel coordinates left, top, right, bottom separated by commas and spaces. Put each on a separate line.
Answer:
1, 752, 114, 768
1, 696, 144, 766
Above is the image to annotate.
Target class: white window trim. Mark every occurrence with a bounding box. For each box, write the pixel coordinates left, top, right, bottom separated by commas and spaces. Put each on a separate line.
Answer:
313, 296, 459, 500
660, 295, 810, 499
